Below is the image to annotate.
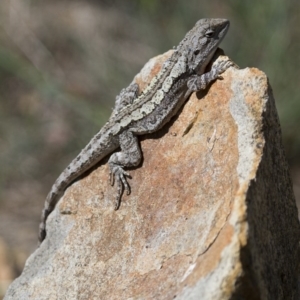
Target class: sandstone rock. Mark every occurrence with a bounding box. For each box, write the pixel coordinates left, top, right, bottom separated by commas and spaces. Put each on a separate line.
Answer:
5, 51, 300, 300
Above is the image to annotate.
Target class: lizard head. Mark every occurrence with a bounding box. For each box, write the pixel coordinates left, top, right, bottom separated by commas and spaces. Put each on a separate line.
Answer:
181, 18, 230, 74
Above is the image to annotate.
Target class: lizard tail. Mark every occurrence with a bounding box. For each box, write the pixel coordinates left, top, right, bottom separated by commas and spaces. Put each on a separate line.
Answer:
38, 166, 76, 243
38, 130, 119, 244
38, 185, 65, 243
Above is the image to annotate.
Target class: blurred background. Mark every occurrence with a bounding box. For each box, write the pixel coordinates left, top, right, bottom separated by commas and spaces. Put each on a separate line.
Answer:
0, 0, 299, 297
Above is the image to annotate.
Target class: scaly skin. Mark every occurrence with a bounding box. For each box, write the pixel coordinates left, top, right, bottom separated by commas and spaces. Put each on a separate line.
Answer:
39, 18, 232, 243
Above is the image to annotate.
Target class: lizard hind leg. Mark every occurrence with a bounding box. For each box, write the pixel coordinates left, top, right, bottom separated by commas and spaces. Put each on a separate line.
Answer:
108, 130, 142, 210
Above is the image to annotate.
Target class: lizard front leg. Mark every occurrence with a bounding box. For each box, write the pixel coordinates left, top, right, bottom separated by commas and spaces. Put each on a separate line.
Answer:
187, 60, 233, 92
109, 130, 142, 210
114, 82, 139, 113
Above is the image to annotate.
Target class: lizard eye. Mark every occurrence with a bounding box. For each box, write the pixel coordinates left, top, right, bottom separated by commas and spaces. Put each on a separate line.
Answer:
193, 49, 200, 55
205, 30, 214, 38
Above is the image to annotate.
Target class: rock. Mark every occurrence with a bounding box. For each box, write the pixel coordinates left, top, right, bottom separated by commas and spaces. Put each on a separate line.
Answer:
4, 51, 300, 300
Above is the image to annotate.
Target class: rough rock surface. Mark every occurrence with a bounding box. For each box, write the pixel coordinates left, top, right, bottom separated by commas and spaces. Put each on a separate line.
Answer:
5, 51, 300, 300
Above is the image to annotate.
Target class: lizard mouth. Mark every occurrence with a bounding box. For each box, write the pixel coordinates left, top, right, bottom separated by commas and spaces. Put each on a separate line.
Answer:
218, 20, 230, 41
213, 19, 230, 43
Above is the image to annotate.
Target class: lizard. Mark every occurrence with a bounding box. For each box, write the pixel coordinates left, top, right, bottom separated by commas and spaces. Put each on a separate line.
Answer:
38, 18, 232, 243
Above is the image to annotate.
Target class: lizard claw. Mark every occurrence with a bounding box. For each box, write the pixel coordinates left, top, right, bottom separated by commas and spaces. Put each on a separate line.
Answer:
212, 59, 236, 76
109, 164, 131, 210
109, 169, 115, 186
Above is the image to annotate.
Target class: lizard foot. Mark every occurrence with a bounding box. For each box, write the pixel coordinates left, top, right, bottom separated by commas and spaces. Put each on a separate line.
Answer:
109, 164, 131, 210
187, 59, 235, 92
212, 59, 236, 79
